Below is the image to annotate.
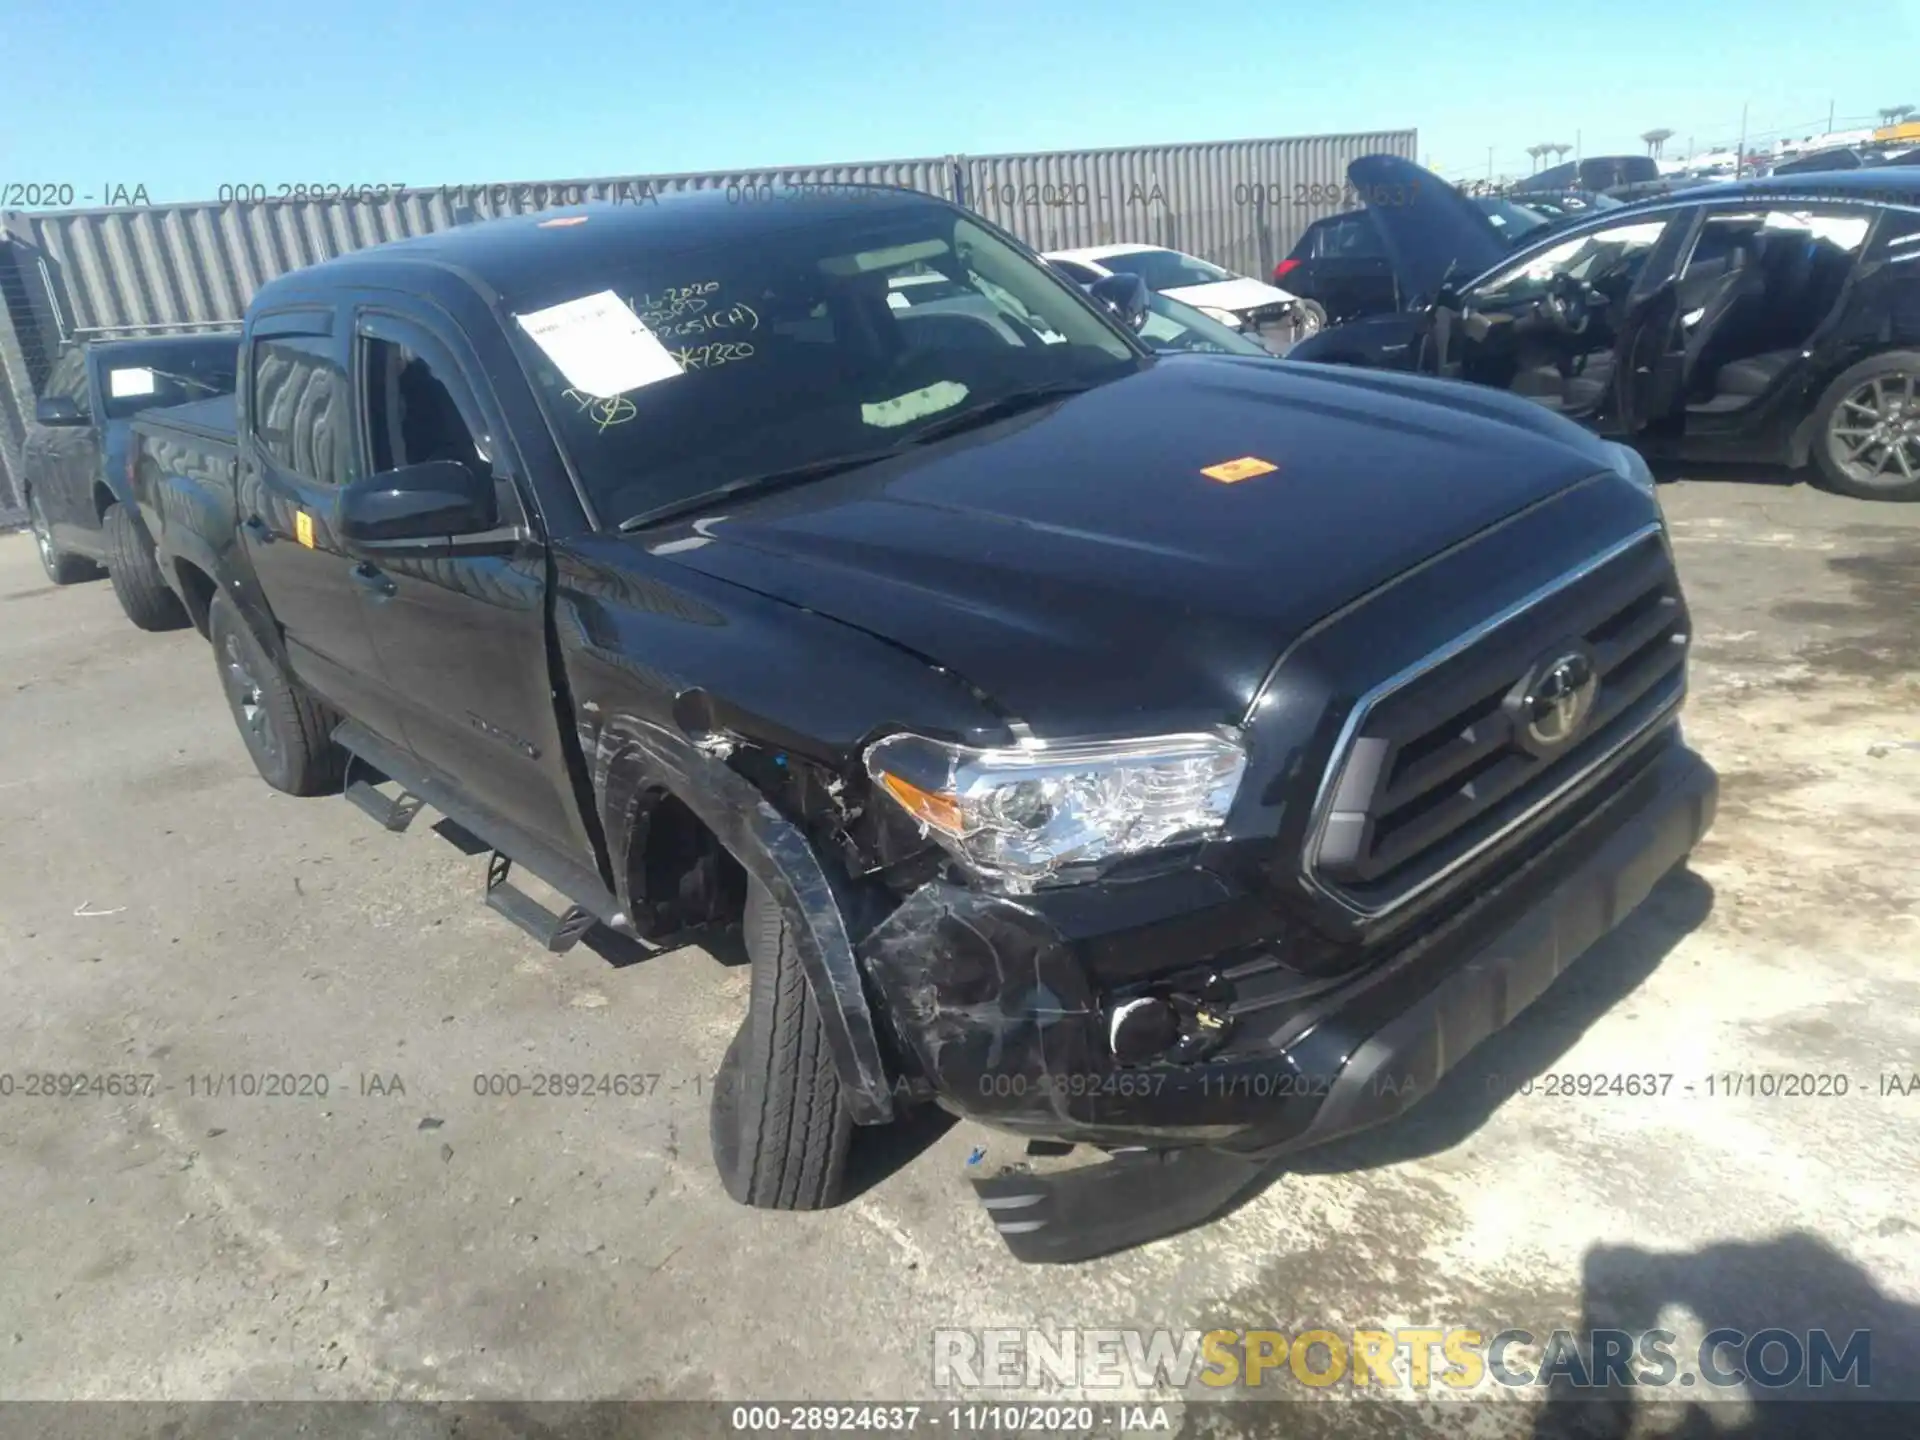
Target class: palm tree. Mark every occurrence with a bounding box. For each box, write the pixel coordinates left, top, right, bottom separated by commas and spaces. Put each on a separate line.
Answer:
1641, 128, 1674, 158
1551, 142, 1573, 165
1526, 144, 1545, 173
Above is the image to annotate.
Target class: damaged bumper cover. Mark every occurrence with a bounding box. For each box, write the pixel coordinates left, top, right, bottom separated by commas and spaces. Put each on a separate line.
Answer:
857, 736, 1717, 1261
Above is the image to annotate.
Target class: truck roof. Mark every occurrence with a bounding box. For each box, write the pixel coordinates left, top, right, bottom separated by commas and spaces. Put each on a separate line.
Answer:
260, 186, 949, 309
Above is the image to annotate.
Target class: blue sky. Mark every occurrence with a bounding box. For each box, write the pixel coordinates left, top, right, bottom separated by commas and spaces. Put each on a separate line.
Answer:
5, 0, 1918, 205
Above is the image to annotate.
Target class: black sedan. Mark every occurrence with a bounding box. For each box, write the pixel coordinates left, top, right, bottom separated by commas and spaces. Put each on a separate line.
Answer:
1289, 155, 1920, 501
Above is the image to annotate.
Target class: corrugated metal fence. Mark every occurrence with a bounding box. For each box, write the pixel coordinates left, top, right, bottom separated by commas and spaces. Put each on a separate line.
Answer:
0, 129, 1413, 522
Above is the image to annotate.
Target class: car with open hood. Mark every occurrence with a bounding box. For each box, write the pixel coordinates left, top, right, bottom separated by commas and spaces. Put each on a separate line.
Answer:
124, 184, 1715, 1262
1290, 154, 1920, 501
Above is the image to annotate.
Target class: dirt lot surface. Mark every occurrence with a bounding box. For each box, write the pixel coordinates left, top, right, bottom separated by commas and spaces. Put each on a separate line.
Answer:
0, 472, 1915, 1438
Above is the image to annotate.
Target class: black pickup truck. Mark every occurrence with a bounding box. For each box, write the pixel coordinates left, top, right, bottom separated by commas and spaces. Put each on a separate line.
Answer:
23, 333, 240, 627
129, 188, 1717, 1261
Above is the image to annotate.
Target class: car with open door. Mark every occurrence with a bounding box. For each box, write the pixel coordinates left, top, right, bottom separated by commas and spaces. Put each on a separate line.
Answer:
1290, 155, 1920, 501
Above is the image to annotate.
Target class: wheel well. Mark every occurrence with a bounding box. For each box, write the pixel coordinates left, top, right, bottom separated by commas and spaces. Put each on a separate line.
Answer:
173, 561, 218, 637
628, 790, 748, 941
92, 482, 116, 521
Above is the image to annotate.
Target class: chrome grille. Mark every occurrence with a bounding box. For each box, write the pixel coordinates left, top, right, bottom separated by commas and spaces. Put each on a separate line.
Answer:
1306, 525, 1686, 915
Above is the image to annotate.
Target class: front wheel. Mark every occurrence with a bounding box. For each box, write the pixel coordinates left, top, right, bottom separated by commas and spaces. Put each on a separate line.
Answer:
207, 593, 347, 795
1810, 352, 1920, 501
710, 877, 853, 1210
1290, 298, 1327, 343
104, 502, 189, 630
27, 490, 95, 585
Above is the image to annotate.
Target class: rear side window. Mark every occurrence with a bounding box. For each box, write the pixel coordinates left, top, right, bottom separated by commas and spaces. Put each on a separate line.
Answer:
1317, 215, 1383, 258
251, 337, 353, 486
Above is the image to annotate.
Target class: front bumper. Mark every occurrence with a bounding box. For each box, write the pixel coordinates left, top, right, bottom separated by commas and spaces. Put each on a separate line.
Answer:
858, 736, 1716, 1261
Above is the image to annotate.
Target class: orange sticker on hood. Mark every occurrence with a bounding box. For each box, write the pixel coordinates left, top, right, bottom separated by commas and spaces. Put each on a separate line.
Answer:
1201, 455, 1278, 484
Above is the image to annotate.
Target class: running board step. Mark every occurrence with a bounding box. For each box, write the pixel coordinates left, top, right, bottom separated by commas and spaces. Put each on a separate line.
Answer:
484, 852, 598, 954
343, 757, 424, 833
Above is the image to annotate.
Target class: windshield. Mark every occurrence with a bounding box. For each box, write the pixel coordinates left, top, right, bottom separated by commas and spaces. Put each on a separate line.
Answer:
1136, 292, 1268, 356
1471, 197, 1553, 243
502, 207, 1142, 525
98, 337, 240, 419
1093, 249, 1237, 291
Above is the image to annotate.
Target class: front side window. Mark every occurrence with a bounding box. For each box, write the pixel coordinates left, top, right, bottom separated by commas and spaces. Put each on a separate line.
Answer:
1136, 293, 1268, 356
1093, 248, 1236, 291
251, 337, 352, 486
361, 337, 491, 476
1473, 217, 1672, 308
501, 203, 1141, 527
1048, 259, 1104, 284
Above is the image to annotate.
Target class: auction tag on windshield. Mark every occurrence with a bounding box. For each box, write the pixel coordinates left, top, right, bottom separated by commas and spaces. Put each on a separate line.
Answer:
1201, 455, 1278, 484
513, 290, 684, 399
109, 366, 157, 398
295, 511, 315, 548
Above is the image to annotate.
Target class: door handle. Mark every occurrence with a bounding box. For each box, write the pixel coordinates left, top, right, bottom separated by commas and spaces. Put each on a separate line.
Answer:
350, 561, 397, 600
242, 514, 273, 543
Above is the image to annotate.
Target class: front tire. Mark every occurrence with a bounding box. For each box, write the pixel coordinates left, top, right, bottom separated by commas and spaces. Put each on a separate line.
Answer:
710, 877, 853, 1209
27, 489, 95, 585
208, 593, 347, 795
104, 502, 189, 630
1290, 298, 1328, 343
1810, 351, 1920, 501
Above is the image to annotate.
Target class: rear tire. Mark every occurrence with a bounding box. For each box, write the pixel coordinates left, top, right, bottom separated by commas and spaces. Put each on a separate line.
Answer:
27, 489, 95, 585
103, 502, 189, 630
208, 593, 347, 795
710, 877, 853, 1210
1809, 351, 1920, 502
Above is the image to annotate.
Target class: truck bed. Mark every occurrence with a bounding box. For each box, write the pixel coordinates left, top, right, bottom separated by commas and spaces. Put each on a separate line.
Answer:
131, 392, 238, 456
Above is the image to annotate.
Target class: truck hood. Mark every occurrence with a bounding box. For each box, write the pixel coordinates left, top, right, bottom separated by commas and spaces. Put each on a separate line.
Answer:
647, 356, 1620, 736
1158, 276, 1299, 314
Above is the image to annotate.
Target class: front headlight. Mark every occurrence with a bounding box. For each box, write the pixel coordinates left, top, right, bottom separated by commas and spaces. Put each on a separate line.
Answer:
1197, 305, 1243, 329
864, 731, 1247, 892
1604, 441, 1657, 498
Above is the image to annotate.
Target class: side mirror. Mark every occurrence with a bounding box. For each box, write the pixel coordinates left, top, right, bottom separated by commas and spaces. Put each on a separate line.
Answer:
34, 395, 88, 426
338, 460, 497, 545
1088, 273, 1151, 332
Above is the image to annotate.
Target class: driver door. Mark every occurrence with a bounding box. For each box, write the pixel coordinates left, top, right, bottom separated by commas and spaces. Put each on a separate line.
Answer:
1430, 210, 1693, 434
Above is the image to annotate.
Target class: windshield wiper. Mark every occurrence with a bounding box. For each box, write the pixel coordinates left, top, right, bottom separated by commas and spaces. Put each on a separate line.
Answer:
895, 378, 1104, 446
615, 448, 905, 533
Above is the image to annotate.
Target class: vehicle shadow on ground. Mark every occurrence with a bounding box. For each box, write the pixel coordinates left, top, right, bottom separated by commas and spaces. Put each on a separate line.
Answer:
1272, 865, 1715, 1180
1652, 458, 1801, 490
1527, 1232, 1920, 1438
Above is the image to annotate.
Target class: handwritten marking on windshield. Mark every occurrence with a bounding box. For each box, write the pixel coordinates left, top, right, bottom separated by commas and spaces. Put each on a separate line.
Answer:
669, 341, 756, 371
563, 388, 639, 431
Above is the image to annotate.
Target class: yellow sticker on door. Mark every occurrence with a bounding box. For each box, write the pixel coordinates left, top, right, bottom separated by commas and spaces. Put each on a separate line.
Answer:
295, 511, 315, 548
1201, 456, 1279, 484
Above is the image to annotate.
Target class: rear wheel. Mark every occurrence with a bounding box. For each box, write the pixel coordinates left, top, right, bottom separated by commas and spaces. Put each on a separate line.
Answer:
208, 593, 347, 795
710, 877, 853, 1209
27, 489, 94, 584
1810, 352, 1920, 502
1290, 298, 1327, 343
103, 502, 189, 630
